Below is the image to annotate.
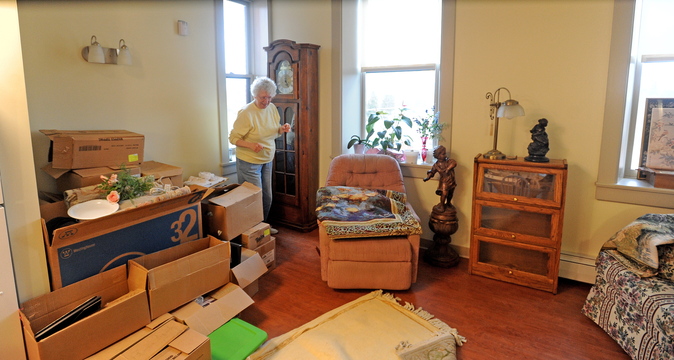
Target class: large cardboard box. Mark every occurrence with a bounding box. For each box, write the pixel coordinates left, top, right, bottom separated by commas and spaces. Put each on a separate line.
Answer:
41, 190, 204, 289
171, 248, 265, 335
19, 265, 151, 360
141, 160, 184, 187
128, 236, 231, 320
42, 163, 141, 193
87, 314, 210, 360
202, 182, 263, 241
40, 129, 144, 170
241, 222, 271, 249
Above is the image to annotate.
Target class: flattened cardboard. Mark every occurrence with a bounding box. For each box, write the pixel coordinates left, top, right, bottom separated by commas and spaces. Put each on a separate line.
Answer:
86, 313, 174, 360
128, 236, 231, 320
117, 320, 187, 360
141, 161, 184, 187
203, 182, 263, 241
41, 190, 204, 289
20, 266, 151, 360
40, 130, 144, 170
241, 222, 271, 249
157, 328, 211, 360
171, 283, 254, 336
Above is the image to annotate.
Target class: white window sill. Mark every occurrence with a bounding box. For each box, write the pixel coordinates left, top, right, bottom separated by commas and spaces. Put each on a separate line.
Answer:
399, 161, 433, 179
595, 178, 674, 209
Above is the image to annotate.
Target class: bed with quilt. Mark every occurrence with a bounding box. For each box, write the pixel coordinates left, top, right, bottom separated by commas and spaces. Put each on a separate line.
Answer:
582, 214, 674, 360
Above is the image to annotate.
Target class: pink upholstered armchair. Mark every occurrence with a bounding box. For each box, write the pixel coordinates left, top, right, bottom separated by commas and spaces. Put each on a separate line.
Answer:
317, 154, 421, 290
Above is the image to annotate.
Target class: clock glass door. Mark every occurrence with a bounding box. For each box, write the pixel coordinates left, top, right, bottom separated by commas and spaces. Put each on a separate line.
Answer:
273, 103, 300, 206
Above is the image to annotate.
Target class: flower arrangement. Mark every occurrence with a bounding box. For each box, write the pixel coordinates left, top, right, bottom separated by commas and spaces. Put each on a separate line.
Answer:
98, 166, 155, 203
413, 107, 445, 140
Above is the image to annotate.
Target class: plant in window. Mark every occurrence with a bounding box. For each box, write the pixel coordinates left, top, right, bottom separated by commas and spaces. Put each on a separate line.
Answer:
366, 108, 413, 154
412, 107, 445, 162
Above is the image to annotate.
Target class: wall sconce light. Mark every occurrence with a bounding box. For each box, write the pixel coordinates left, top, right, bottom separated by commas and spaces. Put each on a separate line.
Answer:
483, 87, 525, 160
81, 35, 132, 65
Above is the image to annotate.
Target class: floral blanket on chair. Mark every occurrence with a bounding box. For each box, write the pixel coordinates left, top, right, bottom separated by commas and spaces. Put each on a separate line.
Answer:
315, 186, 422, 239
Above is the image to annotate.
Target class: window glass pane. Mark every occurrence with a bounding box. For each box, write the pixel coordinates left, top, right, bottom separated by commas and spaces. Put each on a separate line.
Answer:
638, 0, 674, 54
224, 1, 248, 74
364, 70, 436, 151
362, 0, 441, 67
226, 78, 249, 160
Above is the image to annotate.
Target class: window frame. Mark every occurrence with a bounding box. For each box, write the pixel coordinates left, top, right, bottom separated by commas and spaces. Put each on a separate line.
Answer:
215, 0, 269, 172
595, 0, 674, 208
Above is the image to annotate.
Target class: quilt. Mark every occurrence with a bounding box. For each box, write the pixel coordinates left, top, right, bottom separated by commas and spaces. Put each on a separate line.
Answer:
315, 186, 422, 239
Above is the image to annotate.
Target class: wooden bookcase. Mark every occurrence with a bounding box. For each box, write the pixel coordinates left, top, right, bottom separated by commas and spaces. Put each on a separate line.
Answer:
469, 155, 568, 293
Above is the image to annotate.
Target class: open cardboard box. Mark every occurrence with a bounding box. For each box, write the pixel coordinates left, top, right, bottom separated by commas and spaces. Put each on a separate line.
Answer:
128, 236, 231, 320
42, 163, 141, 193
199, 182, 264, 241
171, 247, 267, 335
19, 265, 151, 360
87, 314, 210, 360
40, 129, 144, 170
41, 190, 204, 289
140, 160, 183, 187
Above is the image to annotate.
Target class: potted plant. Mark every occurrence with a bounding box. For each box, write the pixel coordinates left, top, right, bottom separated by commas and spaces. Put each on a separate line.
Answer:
366, 109, 413, 157
347, 134, 373, 154
412, 107, 445, 162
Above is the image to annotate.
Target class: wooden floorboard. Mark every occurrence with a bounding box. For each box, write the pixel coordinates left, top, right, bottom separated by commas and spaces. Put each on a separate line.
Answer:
238, 226, 630, 360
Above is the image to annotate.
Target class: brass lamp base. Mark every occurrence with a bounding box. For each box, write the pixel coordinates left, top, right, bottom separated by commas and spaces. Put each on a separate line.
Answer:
483, 149, 506, 160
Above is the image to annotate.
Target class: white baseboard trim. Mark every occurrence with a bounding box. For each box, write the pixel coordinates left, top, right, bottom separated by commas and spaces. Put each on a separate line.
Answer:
422, 240, 597, 284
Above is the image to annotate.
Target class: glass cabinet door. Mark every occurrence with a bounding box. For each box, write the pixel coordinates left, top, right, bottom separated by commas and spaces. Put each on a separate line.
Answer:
474, 235, 554, 277
474, 200, 560, 247
273, 104, 299, 205
477, 165, 563, 206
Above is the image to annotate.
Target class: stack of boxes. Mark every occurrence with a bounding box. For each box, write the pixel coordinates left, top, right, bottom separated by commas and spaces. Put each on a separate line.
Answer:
26, 130, 276, 359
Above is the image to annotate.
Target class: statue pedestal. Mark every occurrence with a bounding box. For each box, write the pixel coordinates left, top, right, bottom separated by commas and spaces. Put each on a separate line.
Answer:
424, 204, 459, 268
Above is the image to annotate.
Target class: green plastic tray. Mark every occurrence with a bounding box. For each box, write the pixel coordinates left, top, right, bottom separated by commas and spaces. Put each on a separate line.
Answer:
209, 318, 268, 360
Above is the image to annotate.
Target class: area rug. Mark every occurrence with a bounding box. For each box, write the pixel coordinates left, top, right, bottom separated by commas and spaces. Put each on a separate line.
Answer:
247, 290, 465, 360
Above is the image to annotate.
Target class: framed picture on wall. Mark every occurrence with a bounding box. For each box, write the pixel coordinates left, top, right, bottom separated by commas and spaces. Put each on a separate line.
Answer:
641, 98, 674, 171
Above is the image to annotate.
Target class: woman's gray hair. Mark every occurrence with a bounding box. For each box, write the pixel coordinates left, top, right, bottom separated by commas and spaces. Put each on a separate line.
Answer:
250, 77, 277, 97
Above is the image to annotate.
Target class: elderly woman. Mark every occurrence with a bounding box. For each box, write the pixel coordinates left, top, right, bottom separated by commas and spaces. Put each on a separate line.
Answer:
229, 77, 290, 234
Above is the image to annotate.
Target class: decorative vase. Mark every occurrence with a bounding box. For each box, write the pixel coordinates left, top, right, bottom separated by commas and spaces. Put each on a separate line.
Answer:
353, 143, 366, 154
421, 136, 429, 163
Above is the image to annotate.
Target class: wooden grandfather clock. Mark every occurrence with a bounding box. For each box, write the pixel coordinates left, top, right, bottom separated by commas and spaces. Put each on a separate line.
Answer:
265, 39, 320, 231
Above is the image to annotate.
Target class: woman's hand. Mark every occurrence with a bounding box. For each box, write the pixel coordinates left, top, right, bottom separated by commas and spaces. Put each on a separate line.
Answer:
280, 123, 291, 133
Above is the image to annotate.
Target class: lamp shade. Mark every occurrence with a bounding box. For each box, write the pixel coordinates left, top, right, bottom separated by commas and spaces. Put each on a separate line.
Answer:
117, 39, 132, 65
496, 99, 525, 119
87, 36, 105, 64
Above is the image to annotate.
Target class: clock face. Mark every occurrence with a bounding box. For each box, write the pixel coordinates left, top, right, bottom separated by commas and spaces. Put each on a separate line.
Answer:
276, 60, 294, 95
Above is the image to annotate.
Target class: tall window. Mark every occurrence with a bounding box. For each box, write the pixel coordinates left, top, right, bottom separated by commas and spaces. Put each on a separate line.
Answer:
361, 0, 441, 152
625, 0, 674, 175
223, 0, 253, 162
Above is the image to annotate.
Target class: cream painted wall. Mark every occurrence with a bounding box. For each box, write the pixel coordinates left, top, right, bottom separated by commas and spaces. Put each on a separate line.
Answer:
18, 1, 222, 194
270, 0, 672, 261
269, 0, 334, 184
0, 1, 50, 302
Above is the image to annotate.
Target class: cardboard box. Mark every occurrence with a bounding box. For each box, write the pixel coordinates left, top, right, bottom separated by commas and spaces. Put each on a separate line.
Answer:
171, 283, 255, 336
141, 161, 184, 187
640, 167, 674, 189
170, 248, 265, 335
241, 222, 271, 249
20, 265, 151, 360
202, 182, 264, 241
254, 236, 276, 271
231, 248, 268, 297
42, 163, 141, 193
88, 314, 210, 360
40, 130, 144, 170
41, 190, 204, 289
128, 236, 231, 320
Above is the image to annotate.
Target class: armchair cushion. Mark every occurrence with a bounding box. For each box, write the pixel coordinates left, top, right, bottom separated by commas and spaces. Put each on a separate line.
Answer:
315, 186, 422, 239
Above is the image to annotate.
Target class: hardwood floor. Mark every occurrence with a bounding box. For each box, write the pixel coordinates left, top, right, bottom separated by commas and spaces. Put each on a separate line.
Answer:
238, 226, 630, 360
